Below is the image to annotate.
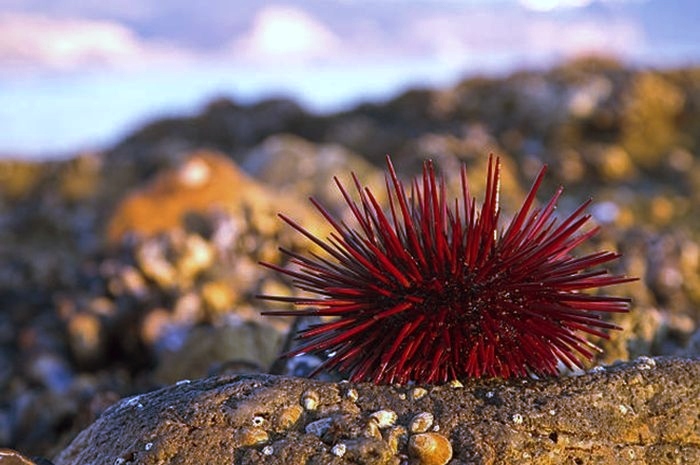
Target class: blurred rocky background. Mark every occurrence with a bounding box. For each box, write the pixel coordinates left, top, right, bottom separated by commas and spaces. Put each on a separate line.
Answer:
1, 57, 700, 458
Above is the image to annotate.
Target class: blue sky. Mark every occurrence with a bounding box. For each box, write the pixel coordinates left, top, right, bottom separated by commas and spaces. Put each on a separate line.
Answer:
1, 0, 698, 158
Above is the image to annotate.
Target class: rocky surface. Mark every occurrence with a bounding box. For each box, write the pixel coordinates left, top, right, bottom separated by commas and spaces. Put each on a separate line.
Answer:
54, 357, 699, 465
1, 57, 699, 458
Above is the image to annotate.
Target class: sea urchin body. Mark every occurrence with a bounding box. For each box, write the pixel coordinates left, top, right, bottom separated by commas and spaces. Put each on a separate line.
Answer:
259, 155, 634, 384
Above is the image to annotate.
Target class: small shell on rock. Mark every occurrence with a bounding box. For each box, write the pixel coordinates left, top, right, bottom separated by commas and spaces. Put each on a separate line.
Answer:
262, 445, 274, 456
384, 425, 408, 453
301, 390, 320, 411
636, 356, 656, 370
364, 418, 382, 439
276, 404, 303, 430
409, 412, 434, 433
331, 443, 347, 457
408, 432, 453, 465
238, 427, 269, 446
345, 388, 359, 402
448, 379, 463, 388
411, 387, 428, 401
369, 409, 397, 429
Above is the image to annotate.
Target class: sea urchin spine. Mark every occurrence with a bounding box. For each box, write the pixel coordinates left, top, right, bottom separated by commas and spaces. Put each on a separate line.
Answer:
259, 155, 634, 384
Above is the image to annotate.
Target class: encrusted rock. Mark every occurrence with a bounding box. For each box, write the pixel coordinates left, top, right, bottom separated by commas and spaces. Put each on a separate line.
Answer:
54, 357, 700, 465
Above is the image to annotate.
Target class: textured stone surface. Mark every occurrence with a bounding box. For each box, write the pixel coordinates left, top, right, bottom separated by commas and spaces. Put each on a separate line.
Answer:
55, 357, 699, 465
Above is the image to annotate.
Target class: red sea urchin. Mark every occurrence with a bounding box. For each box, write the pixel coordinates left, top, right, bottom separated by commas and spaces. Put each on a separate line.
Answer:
259, 155, 634, 384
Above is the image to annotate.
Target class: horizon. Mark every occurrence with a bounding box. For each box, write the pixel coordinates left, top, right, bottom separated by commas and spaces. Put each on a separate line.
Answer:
1, 0, 698, 159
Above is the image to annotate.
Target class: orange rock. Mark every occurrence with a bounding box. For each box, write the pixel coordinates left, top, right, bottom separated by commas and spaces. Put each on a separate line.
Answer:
106, 151, 269, 242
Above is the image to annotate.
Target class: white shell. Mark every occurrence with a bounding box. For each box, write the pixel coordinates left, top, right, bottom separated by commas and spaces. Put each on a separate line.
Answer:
301, 390, 320, 411
370, 409, 397, 428
409, 412, 434, 433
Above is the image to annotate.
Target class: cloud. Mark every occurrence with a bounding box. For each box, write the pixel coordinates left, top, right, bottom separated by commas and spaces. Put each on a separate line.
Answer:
0, 3, 647, 75
0, 12, 190, 72
517, 0, 645, 12
230, 5, 340, 65
525, 17, 644, 56
405, 7, 644, 66
518, 0, 594, 11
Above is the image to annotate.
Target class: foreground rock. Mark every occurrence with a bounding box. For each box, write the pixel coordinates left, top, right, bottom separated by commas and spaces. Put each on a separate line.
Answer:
55, 357, 699, 465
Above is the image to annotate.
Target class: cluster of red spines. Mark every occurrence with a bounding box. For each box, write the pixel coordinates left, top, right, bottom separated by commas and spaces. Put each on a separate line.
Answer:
260, 155, 634, 384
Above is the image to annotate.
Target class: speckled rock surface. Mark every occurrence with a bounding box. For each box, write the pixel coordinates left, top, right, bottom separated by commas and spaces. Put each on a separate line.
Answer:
55, 357, 699, 465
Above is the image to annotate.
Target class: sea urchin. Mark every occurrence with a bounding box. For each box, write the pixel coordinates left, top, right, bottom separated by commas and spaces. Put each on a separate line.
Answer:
259, 155, 634, 384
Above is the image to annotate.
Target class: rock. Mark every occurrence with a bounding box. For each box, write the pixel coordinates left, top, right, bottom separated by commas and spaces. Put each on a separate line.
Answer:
55, 357, 699, 465
44, 151, 340, 385
241, 134, 387, 216
0, 449, 54, 465
621, 72, 685, 170
104, 151, 251, 241
153, 322, 284, 384
106, 150, 326, 244
109, 97, 316, 166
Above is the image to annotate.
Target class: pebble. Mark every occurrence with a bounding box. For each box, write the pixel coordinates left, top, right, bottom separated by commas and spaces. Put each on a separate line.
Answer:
305, 417, 333, 437
408, 432, 453, 465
